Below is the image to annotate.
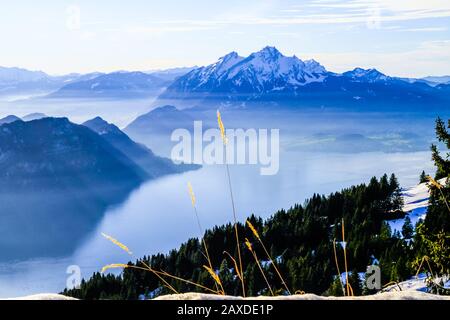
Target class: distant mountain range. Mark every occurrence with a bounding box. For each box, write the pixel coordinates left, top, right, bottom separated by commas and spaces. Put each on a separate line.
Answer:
157, 46, 450, 110
1, 48, 449, 106
0, 66, 102, 99
421, 75, 450, 85
0, 66, 194, 100
0, 113, 48, 125
0, 115, 21, 125
48, 72, 169, 99
285, 132, 429, 153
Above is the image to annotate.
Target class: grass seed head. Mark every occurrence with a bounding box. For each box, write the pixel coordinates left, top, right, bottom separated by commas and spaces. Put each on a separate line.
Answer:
187, 182, 196, 207
203, 265, 223, 288
245, 238, 253, 252
426, 175, 443, 189
246, 220, 261, 240
101, 233, 133, 255
101, 263, 129, 273
217, 110, 228, 145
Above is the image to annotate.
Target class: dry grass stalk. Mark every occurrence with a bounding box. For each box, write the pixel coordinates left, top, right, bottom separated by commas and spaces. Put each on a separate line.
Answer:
101, 233, 133, 255
138, 260, 180, 294
203, 265, 224, 295
217, 110, 245, 297
246, 220, 291, 294
245, 238, 274, 296
332, 238, 346, 296
223, 250, 243, 282
415, 256, 450, 291
187, 182, 224, 295
100, 234, 179, 294
187, 182, 196, 207
427, 175, 443, 189
381, 281, 403, 292
101, 263, 129, 273
415, 255, 436, 279
100, 261, 221, 295
217, 110, 228, 145
101, 259, 179, 294
158, 269, 219, 294
341, 219, 351, 296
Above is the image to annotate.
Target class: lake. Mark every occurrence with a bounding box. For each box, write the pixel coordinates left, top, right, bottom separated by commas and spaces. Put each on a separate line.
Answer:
0, 149, 434, 298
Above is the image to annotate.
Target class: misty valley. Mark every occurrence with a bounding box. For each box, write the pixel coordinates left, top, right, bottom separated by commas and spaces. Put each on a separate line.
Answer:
0, 46, 449, 299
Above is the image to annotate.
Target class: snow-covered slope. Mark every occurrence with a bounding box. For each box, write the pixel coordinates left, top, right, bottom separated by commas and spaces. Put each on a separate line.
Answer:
387, 178, 445, 233
402, 179, 440, 212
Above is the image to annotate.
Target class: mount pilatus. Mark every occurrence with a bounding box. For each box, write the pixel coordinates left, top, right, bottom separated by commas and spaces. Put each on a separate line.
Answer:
158, 46, 447, 110
162, 46, 327, 96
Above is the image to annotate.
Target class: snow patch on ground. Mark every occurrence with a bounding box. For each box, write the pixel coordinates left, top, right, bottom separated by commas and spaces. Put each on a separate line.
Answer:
387, 178, 445, 233
154, 291, 450, 300
383, 274, 428, 293
5, 293, 77, 300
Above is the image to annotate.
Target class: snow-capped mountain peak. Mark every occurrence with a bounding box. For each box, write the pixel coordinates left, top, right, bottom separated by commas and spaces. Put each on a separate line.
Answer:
171, 46, 330, 94
343, 67, 390, 82
219, 51, 241, 63
224, 47, 329, 89
304, 59, 327, 74
208, 51, 244, 77
250, 46, 283, 61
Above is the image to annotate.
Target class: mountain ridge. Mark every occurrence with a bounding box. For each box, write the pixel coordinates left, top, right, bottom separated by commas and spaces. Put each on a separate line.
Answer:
156, 46, 448, 110
83, 116, 197, 177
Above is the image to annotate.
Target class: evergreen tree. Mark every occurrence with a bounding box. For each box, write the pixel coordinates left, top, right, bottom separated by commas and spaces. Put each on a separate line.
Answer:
389, 174, 404, 210
412, 117, 450, 293
380, 221, 392, 240
218, 259, 235, 295
325, 276, 344, 296
401, 215, 414, 239
419, 170, 427, 183
428, 117, 450, 232
348, 269, 362, 296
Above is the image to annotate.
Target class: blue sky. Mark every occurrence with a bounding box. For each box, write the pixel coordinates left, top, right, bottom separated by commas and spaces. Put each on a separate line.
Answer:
1, 0, 450, 77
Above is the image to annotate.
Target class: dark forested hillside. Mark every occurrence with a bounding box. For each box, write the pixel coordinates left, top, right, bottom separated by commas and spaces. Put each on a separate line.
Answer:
64, 173, 420, 299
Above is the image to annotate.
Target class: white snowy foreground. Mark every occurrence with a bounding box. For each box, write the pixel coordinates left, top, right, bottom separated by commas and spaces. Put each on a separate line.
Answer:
154, 275, 450, 300
8, 291, 450, 300
6, 294, 77, 300
154, 291, 450, 300
7, 273, 450, 300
